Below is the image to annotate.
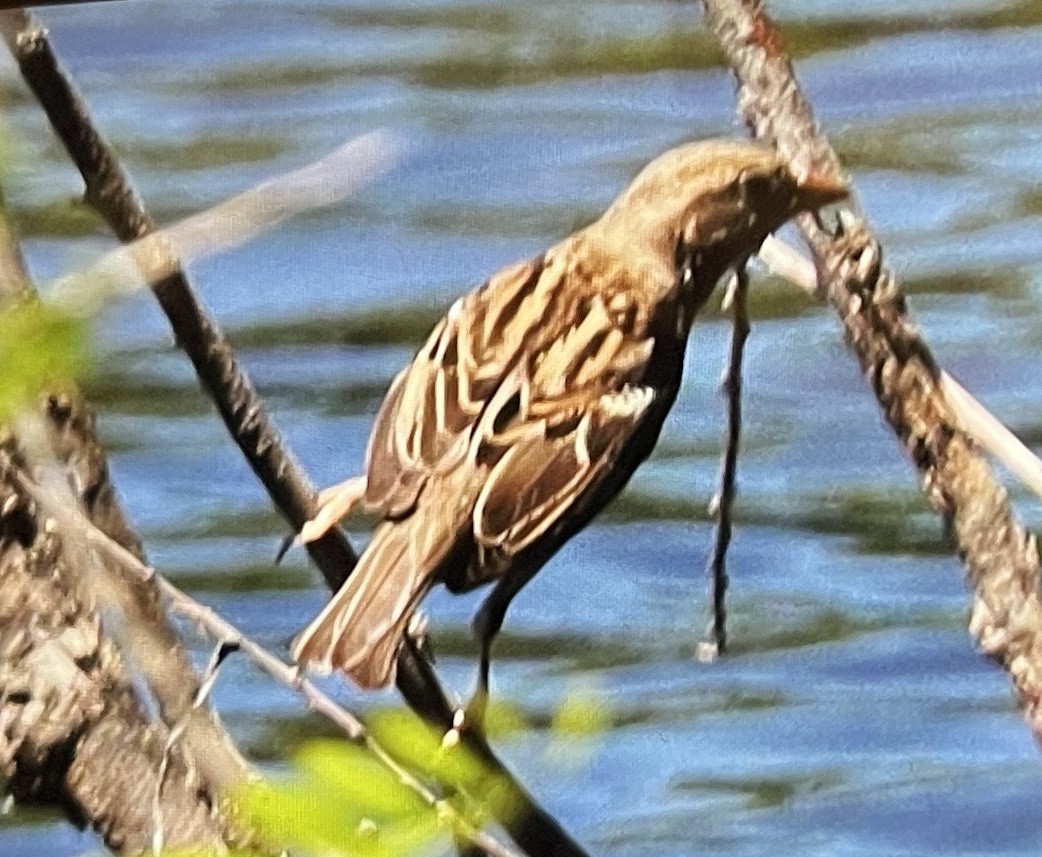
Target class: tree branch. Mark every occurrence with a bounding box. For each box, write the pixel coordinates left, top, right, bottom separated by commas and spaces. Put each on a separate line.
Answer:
759, 235, 1042, 504
703, 0, 1042, 741
15, 416, 524, 857
0, 201, 248, 851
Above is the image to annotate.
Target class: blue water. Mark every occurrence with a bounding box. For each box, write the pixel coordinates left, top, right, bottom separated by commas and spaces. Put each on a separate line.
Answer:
3, 1, 1042, 854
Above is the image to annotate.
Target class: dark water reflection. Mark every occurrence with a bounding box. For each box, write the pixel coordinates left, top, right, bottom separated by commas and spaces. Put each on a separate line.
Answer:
3, 1, 1042, 854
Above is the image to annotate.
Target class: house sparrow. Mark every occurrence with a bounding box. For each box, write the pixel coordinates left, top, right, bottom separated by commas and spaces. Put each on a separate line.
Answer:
292, 140, 847, 696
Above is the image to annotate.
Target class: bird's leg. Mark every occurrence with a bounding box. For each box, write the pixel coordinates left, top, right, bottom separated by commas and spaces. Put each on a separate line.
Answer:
464, 564, 540, 732
301, 474, 368, 543
464, 643, 492, 734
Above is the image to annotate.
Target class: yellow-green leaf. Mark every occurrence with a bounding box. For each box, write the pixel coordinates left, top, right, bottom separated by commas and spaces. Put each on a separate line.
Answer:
0, 301, 89, 419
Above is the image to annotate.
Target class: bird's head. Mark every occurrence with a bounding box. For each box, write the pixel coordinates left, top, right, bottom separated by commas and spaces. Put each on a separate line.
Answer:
598, 140, 847, 283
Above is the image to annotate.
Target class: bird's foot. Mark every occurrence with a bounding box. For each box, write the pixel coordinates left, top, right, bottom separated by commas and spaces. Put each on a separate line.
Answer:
441, 691, 489, 749
275, 475, 366, 563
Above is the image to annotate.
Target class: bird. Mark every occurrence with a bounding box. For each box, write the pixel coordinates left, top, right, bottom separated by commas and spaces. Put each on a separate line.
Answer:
291, 139, 847, 703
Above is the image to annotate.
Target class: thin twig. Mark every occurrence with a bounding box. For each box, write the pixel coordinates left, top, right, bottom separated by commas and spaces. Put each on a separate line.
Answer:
697, 267, 749, 661
152, 641, 239, 856
15, 416, 522, 857
759, 236, 1042, 503
44, 131, 399, 317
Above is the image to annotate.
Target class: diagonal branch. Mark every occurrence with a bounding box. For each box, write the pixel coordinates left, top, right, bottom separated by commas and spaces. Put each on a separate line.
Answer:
0, 10, 359, 592
760, 235, 1042, 504
1, 10, 591, 856
703, 0, 1042, 740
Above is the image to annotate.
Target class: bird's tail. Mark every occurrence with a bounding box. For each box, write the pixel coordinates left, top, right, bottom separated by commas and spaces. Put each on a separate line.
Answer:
291, 513, 453, 689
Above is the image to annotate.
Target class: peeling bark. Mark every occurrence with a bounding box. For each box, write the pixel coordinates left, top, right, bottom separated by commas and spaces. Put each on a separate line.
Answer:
0, 187, 251, 850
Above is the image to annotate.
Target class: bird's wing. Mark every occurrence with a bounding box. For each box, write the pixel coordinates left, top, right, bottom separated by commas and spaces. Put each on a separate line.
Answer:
362, 255, 548, 516
364, 244, 662, 534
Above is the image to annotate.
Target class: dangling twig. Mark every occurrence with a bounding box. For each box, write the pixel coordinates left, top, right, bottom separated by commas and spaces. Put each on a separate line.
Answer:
698, 265, 750, 661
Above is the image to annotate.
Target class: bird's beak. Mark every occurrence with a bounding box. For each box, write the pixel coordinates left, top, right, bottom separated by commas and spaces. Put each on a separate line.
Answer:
793, 169, 849, 211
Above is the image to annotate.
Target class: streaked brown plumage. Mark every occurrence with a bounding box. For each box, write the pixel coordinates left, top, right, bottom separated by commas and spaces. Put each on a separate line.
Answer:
292, 140, 847, 692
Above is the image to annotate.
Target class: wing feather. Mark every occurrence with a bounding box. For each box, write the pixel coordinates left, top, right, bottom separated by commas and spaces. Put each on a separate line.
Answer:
474, 384, 655, 555
362, 256, 546, 515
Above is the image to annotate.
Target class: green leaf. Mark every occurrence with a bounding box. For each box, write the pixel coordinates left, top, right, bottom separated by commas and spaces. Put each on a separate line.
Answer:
367, 710, 485, 789
551, 684, 612, 737
0, 301, 89, 420
227, 711, 531, 856
230, 734, 450, 857
365, 710, 519, 827
233, 775, 439, 857
294, 739, 426, 821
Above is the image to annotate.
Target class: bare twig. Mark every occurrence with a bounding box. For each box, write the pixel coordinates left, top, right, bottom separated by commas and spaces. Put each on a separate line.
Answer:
153, 641, 240, 856
698, 267, 750, 661
703, 0, 1042, 740
45, 131, 399, 317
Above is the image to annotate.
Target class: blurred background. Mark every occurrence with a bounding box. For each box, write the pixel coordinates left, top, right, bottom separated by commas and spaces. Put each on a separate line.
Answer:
4, 1, 1042, 854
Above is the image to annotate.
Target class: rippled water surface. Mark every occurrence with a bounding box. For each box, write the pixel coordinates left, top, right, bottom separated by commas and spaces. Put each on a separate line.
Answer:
4, 2, 1042, 855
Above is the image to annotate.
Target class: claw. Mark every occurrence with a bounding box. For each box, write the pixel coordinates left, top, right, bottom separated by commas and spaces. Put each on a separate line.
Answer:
274, 531, 298, 565
441, 708, 468, 749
